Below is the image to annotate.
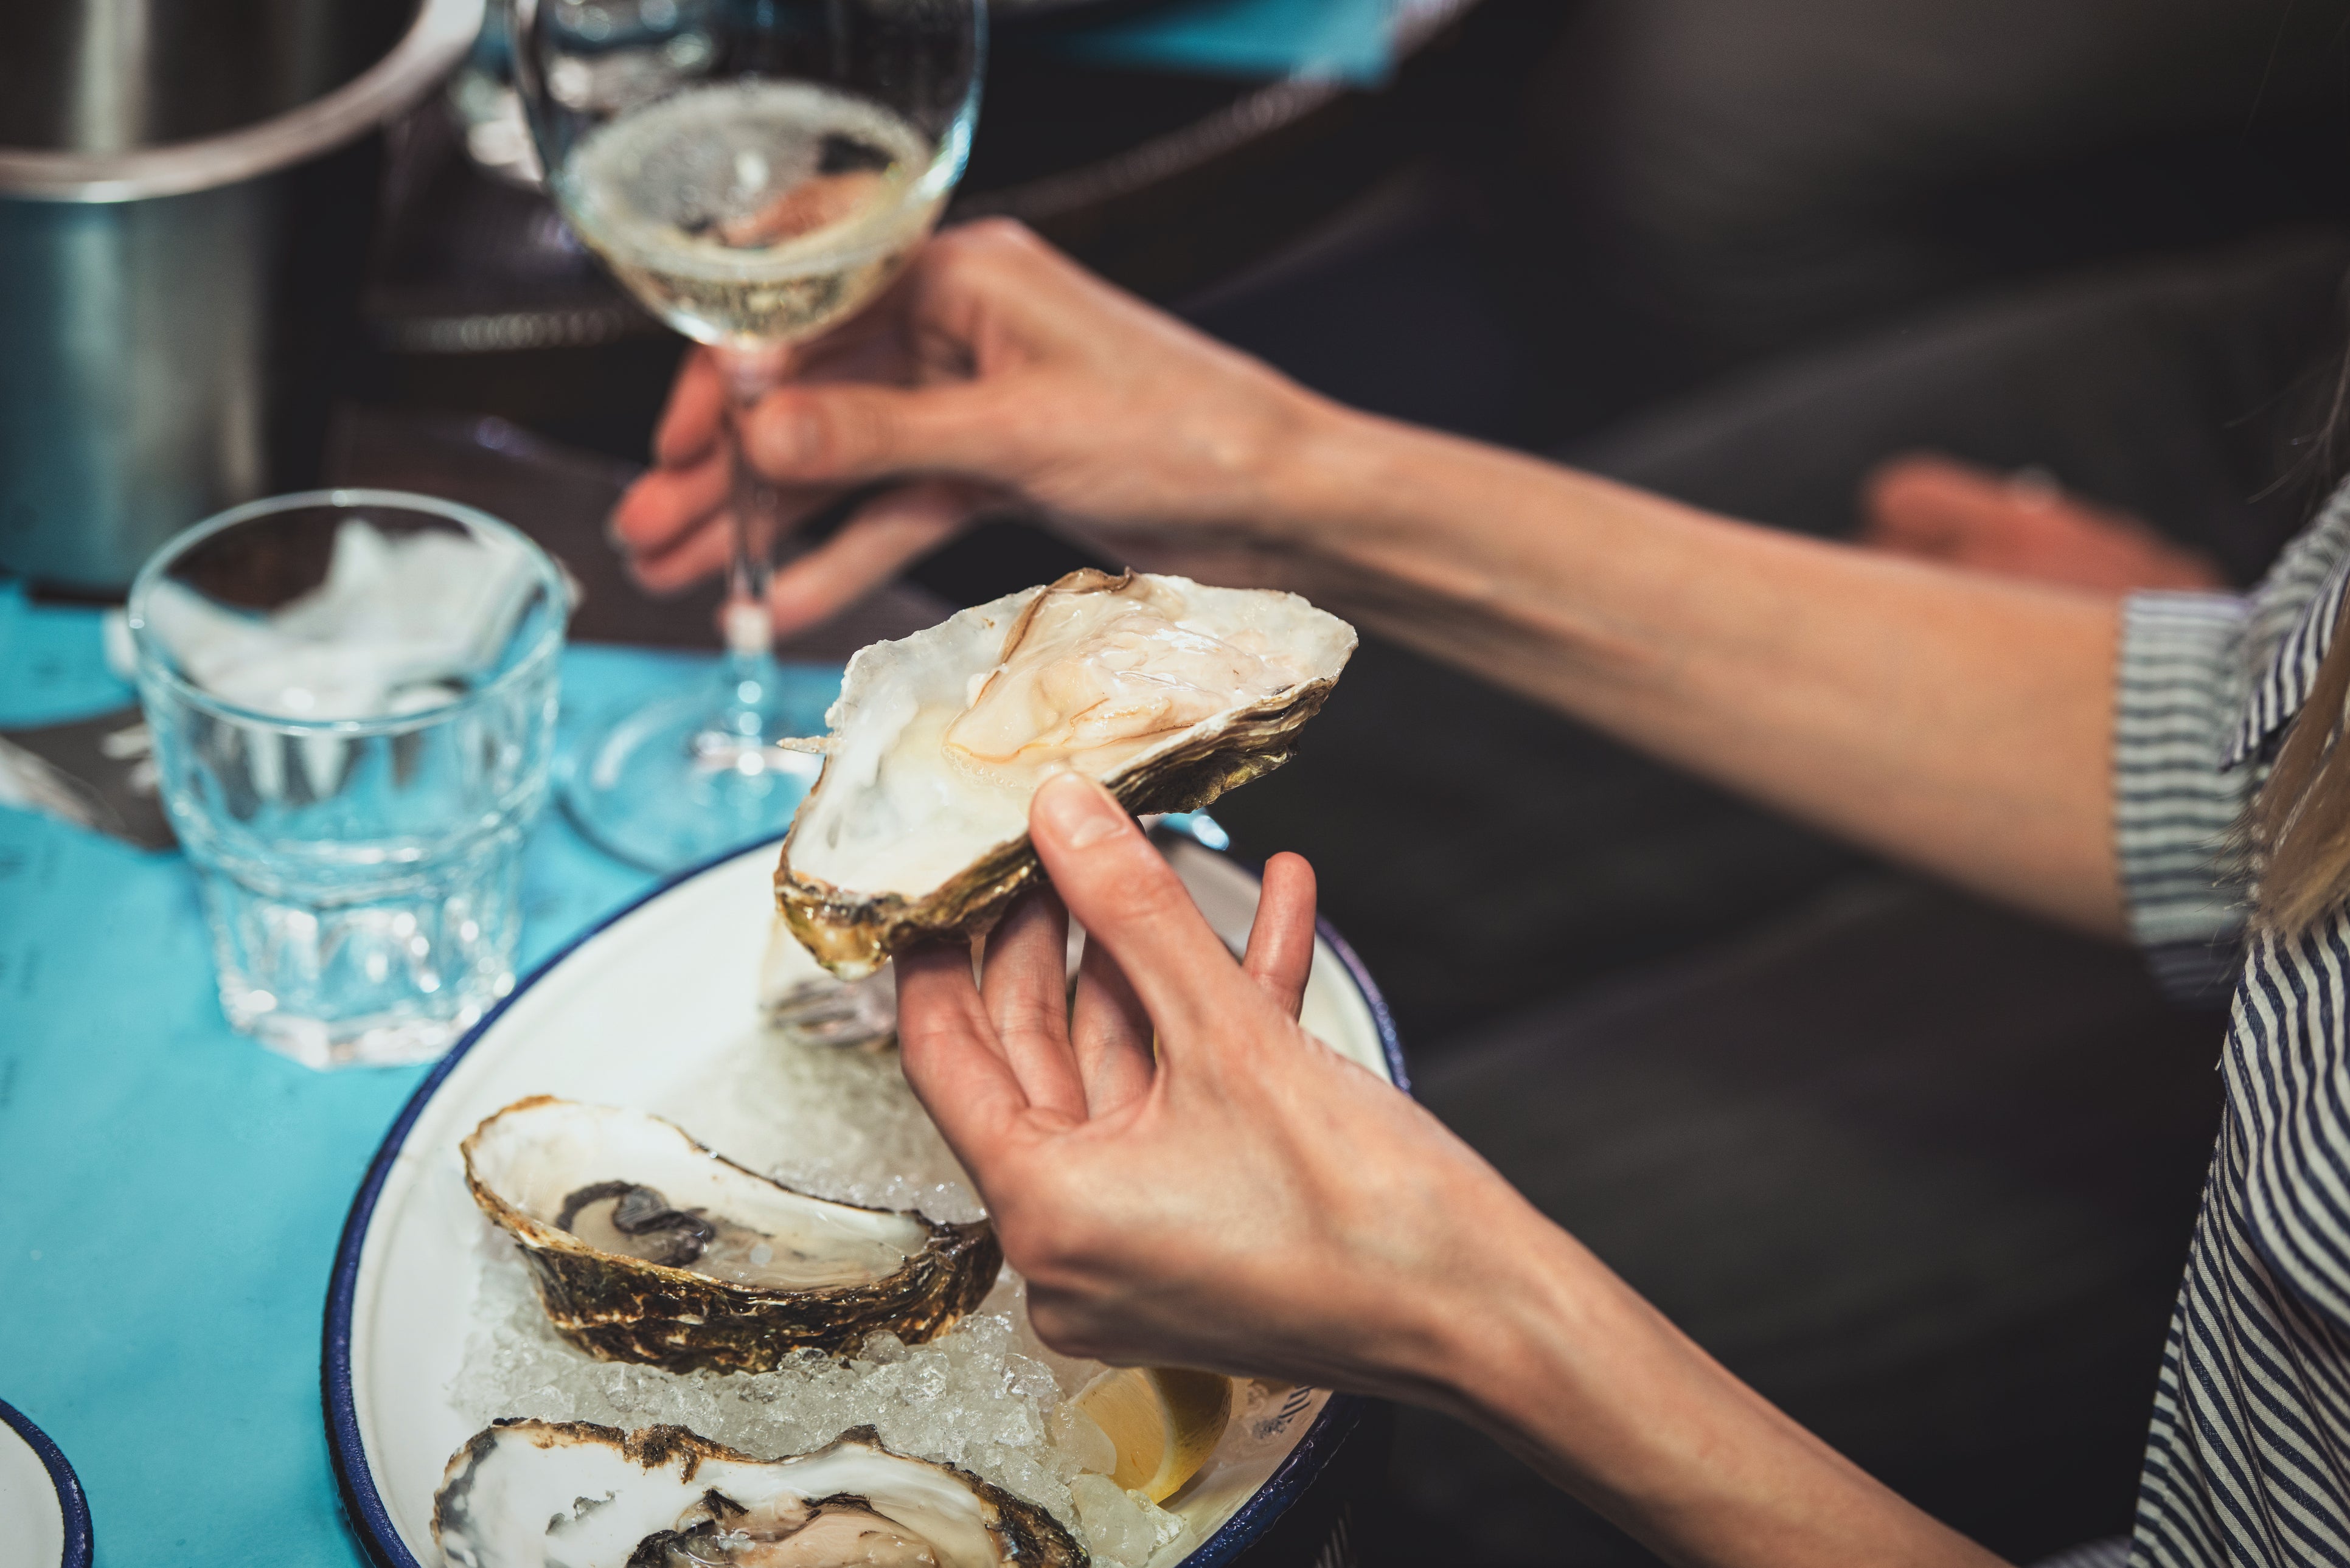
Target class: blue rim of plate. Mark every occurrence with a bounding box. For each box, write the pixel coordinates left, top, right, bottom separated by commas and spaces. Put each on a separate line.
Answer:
0, 1396, 94, 1568
322, 819, 1406, 1568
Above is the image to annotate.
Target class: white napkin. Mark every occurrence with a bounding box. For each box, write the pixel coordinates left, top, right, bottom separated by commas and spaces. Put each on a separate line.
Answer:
119, 519, 543, 721
106, 519, 551, 805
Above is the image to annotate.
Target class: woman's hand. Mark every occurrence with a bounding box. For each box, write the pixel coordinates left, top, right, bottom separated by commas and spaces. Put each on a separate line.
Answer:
1858, 451, 2223, 591
609, 220, 1338, 636
895, 771, 1535, 1395
895, 772, 2009, 1568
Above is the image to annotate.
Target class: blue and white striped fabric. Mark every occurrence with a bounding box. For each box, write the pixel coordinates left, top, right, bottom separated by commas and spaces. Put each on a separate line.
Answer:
2117, 481, 2350, 1566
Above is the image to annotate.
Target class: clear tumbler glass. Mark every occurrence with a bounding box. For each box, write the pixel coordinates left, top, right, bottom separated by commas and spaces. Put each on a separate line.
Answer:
128, 490, 569, 1068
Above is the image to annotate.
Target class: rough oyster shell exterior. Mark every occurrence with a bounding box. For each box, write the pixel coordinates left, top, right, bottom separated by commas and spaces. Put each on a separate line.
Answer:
461, 1097, 1000, 1373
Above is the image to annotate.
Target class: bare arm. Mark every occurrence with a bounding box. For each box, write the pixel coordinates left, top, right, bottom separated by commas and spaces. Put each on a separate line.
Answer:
897, 775, 2010, 1568
1270, 418, 2123, 934
613, 220, 2124, 935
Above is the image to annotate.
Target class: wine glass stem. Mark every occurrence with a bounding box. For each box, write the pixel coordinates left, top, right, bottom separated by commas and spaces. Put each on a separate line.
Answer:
714, 343, 791, 743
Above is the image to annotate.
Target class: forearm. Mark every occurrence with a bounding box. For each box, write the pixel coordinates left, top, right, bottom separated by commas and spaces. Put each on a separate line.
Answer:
1268, 408, 2125, 936
1424, 1215, 2007, 1568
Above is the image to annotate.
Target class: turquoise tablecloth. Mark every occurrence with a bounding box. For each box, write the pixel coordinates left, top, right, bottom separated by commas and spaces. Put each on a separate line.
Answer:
1059, 0, 1397, 86
0, 587, 842, 1566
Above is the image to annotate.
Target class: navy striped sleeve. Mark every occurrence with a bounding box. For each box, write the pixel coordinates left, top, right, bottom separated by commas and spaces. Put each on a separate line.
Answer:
2115, 590, 2254, 1002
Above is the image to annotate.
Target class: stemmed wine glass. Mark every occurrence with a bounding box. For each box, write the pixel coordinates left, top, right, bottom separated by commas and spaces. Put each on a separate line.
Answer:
512, 0, 982, 870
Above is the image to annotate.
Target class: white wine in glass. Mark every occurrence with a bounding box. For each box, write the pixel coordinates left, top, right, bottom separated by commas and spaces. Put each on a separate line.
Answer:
513, 0, 981, 872
563, 80, 945, 344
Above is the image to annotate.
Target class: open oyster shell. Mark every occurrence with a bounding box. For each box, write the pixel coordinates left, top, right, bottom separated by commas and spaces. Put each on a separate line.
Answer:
433, 1419, 1088, 1568
776, 569, 1356, 977
461, 1097, 999, 1372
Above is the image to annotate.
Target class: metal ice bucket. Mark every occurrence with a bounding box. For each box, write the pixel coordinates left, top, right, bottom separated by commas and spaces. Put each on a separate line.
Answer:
0, 0, 482, 592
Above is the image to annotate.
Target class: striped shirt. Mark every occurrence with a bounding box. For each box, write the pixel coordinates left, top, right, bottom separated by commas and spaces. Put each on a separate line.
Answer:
2118, 479, 2350, 1566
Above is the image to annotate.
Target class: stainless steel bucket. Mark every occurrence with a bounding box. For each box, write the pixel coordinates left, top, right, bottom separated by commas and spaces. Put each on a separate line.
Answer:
0, 0, 483, 592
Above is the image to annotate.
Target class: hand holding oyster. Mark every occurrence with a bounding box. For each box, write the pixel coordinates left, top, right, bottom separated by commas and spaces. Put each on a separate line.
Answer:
776, 570, 1355, 977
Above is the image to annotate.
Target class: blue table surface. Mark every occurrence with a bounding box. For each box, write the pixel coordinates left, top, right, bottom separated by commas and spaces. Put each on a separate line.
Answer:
1058, 0, 1397, 86
0, 586, 843, 1566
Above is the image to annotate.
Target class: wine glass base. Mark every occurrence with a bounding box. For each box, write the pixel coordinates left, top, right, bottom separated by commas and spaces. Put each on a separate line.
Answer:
561, 687, 822, 872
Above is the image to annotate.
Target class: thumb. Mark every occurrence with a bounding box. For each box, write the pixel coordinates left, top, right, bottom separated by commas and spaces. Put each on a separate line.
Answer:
742, 380, 1001, 487
1029, 774, 1255, 1046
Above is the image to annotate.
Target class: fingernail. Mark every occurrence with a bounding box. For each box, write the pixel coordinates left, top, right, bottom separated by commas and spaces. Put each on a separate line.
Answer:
1035, 772, 1125, 849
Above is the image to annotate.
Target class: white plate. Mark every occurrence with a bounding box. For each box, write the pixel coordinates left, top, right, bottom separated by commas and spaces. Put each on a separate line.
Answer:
0, 1398, 91, 1568
324, 828, 1402, 1567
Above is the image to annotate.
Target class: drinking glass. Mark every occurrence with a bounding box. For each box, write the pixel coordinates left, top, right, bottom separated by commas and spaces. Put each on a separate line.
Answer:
128, 491, 570, 1069
511, 0, 983, 870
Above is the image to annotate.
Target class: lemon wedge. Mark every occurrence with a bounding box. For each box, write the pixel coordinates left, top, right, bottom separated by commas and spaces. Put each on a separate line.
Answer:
1070, 1366, 1234, 1503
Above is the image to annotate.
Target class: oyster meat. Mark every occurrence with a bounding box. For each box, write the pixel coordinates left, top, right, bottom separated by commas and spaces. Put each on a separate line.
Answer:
777, 569, 1355, 977
462, 1097, 999, 1372
434, 1420, 1088, 1567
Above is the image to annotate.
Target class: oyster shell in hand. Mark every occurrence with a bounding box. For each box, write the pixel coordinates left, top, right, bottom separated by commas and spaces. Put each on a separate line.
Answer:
776, 569, 1355, 977
461, 1097, 999, 1372
433, 1420, 1088, 1567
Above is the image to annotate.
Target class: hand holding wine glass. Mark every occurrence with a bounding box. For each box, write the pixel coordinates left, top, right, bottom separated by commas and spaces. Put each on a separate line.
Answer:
512, 0, 981, 870
610, 219, 1347, 634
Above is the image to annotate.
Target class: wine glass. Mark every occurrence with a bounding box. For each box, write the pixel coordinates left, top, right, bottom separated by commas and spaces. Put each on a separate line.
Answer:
512, 0, 982, 870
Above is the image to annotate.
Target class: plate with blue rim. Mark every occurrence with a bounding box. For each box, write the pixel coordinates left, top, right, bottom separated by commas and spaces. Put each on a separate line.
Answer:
323, 818, 1404, 1567
0, 1397, 93, 1568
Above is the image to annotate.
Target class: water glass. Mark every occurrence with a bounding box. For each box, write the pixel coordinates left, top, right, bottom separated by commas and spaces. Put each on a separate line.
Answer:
128, 490, 569, 1068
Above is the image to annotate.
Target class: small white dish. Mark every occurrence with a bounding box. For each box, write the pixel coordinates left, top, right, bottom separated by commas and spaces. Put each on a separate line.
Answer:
0, 1398, 92, 1568
324, 826, 1402, 1566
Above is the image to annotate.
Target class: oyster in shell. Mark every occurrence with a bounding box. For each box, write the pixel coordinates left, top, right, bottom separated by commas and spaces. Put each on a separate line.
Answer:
434, 1420, 1088, 1567
777, 569, 1355, 977
461, 1097, 998, 1372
